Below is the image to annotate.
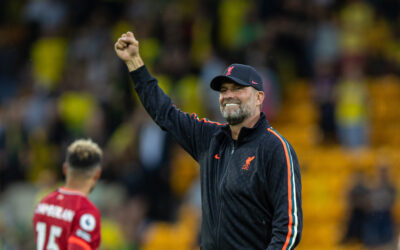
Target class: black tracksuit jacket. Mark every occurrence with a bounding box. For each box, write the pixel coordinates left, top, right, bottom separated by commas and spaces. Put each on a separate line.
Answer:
130, 66, 302, 250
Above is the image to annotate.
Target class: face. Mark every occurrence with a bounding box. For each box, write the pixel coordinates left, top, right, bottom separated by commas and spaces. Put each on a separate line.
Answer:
219, 82, 263, 125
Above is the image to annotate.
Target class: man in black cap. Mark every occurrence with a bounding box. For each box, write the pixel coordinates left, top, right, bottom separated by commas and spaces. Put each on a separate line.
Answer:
210, 63, 265, 140
115, 32, 302, 250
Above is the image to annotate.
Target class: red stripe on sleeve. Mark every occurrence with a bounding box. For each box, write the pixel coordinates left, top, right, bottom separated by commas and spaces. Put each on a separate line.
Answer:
267, 128, 293, 250
68, 236, 91, 250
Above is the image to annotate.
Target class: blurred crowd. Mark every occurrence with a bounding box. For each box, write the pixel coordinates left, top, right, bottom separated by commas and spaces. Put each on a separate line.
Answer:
342, 164, 396, 248
1, 0, 400, 249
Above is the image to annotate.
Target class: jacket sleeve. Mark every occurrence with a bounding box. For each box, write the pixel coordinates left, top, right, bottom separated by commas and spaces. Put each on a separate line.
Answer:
129, 66, 221, 161
69, 208, 101, 250
266, 139, 302, 250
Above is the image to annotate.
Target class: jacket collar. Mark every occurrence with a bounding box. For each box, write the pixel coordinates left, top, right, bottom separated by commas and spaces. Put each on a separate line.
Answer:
220, 112, 270, 143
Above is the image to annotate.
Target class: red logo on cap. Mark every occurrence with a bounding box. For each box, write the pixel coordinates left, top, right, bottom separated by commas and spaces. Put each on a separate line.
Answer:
251, 80, 259, 85
226, 66, 234, 76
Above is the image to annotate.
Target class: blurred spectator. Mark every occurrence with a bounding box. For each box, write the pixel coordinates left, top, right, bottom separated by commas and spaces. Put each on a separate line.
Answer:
23, 0, 67, 34
218, 0, 253, 50
0, 25, 25, 104
199, 53, 226, 121
362, 164, 396, 248
57, 91, 98, 136
338, 0, 374, 55
335, 57, 369, 149
313, 62, 337, 144
311, 6, 340, 65
244, 40, 282, 121
31, 35, 67, 90
342, 163, 396, 248
341, 170, 369, 244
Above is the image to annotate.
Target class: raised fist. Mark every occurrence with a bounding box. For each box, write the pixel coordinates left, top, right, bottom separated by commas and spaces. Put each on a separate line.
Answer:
114, 31, 139, 62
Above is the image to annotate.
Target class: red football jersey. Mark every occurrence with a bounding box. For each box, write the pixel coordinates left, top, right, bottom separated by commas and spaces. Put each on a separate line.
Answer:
33, 187, 101, 250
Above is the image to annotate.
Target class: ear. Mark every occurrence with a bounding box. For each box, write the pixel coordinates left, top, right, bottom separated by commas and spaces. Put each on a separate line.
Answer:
62, 163, 67, 176
256, 91, 265, 106
93, 167, 102, 181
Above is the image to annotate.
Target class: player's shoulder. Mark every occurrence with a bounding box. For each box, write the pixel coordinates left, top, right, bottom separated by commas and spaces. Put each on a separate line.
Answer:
71, 196, 101, 241
74, 207, 100, 232
65, 194, 101, 247
265, 127, 291, 145
78, 200, 100, 218
78, 196, 99, 215
34, 189, 62, 208
39, 189, 60, 201
261, 127, 296, 155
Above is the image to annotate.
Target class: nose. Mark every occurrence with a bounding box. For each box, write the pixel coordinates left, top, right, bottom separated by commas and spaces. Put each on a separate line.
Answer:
221, 89, 234, 98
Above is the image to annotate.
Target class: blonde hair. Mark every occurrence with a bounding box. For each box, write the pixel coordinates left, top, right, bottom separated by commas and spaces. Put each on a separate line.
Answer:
66, 139, 102, 170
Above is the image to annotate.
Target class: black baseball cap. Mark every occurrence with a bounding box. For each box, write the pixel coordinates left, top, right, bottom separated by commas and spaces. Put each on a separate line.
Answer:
210, 63, 263, 92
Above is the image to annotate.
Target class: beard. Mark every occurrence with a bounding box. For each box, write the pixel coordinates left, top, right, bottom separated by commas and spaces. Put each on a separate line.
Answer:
220, 98, 254, 125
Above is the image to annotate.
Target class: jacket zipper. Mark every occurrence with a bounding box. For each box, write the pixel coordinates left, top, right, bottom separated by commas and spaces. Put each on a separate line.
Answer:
216, 141, 236, 249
